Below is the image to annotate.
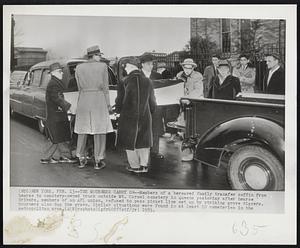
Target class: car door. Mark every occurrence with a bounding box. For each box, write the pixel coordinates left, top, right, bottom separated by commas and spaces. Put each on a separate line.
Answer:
22, 68, 42, 118
10, 71, 28, 114
32, 68, 51, 119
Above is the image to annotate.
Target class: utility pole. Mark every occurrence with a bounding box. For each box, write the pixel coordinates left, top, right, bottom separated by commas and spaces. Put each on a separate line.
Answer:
11, 14, 15, 71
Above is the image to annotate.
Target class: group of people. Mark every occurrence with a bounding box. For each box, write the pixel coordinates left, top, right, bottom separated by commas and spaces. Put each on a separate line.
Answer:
40, 44, 285, 174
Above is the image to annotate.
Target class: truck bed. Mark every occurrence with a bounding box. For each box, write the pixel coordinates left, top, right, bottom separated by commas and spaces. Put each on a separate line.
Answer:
183, 97, 285, 139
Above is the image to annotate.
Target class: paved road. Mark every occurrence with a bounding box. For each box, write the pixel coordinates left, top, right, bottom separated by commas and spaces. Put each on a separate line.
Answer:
10, 114, 231, 190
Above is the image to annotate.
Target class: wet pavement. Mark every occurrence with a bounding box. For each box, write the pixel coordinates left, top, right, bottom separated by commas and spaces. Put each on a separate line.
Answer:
9, 114, 231, 190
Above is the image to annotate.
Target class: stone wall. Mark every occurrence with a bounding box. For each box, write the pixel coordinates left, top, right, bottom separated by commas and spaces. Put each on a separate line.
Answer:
191, 18, 285, 54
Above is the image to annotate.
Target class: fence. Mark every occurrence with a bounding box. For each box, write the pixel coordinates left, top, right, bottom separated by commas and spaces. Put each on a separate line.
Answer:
153, 42, 285, 93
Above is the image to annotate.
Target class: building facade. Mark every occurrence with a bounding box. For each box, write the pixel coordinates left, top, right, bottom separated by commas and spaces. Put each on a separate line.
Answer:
190, 18, 286, 91
14, 47, 48, 71
190, 18, 285, 62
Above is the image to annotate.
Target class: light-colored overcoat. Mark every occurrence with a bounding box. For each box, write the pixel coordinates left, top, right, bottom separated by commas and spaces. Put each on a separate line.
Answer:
232, 65, 256, 93
74, 60, 113, 134
176, 70, 204, 98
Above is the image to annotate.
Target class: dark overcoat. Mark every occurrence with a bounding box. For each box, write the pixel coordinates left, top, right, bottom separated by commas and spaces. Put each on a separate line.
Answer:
161, 69, 173, 79
45, 75, 71, 144
150, 71, 163, 80
115, 70, 157, 150
265, 67, 285, 95
146, 71, 165, 136
203, 65, 217, 98
208, 75, 241, 100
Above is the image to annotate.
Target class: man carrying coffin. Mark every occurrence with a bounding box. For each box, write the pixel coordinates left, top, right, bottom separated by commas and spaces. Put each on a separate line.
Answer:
115, 57, 157, 173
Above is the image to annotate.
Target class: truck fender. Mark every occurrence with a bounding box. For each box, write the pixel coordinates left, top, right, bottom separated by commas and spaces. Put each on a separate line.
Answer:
194, 116, 284, 167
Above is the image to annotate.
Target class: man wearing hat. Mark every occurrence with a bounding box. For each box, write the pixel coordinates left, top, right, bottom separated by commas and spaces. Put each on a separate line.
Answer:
208, 59, 241, 100
74, 45, 114, 170
140, 54, 163, 80
140, 54, 165, 160
264, 53, 285, 95
174, 58, 204, 161
40, 63, 76, 164
176, 58, 204, 98
156, 62, 172, 79
115, 57, 157, 173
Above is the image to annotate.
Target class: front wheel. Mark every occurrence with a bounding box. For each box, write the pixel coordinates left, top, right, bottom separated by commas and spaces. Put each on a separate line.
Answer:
227, 145, 284, 191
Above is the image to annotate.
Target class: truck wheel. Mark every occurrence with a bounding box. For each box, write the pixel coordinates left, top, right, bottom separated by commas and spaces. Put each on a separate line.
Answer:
227, 145, 284, 191
38, 119, 45, 134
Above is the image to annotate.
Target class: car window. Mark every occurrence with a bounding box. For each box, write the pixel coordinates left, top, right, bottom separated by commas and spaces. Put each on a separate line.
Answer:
10, 71, 27, 84
30, 69, 42, 87
23, 72, 31, 86
40, 69, 51, 88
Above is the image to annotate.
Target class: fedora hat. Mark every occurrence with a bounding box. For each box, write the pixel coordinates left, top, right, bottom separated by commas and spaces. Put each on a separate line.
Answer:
87, 45, 103, 56
123, 57, 140, 67
180, 58, 197, 68
49, 62, 63, 72
140, 54, 155, 63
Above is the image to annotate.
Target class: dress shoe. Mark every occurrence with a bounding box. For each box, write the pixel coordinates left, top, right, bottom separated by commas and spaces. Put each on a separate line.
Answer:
40, 158, 59, 164
94, 160, 106, 170
126, 166, 140, 172
78, 158, 87, 168
133, 166, 149, 173
59, 157, 78, 164
151, 153, 164, 159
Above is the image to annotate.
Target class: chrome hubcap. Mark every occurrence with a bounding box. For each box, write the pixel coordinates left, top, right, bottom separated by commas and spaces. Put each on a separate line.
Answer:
238, 158, 273, 190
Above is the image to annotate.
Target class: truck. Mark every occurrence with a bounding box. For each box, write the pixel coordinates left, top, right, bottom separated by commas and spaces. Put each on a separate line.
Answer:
177, 93, 285, 191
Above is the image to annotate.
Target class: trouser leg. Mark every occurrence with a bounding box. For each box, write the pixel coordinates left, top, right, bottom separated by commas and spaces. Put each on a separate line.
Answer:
137, 148, 150, 167
57, 142, 72, 159
166, 127, 178, 135
76, 134, 88, 158
125, 150, 140, 169
94, 134, 106, 163
42, 142, 57, 160
151, 135, 160, 154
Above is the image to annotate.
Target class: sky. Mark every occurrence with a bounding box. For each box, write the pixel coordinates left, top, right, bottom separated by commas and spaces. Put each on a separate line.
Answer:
14, 15, 190, 59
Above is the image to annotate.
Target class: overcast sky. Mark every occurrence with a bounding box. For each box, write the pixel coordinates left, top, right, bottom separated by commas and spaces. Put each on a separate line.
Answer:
14, 15, 190, 59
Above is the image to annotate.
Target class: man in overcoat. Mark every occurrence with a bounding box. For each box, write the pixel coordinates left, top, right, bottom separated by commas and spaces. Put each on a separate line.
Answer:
232, 54, 256, 93
115, 57, 157, 173
203, 54, 220, 97
176, 58, 204, 98
140, 54, 165, 160
40, 63, 76, 164
208, 60, 241, 100
74, 45, 113, 170
264, 53, 285, 95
